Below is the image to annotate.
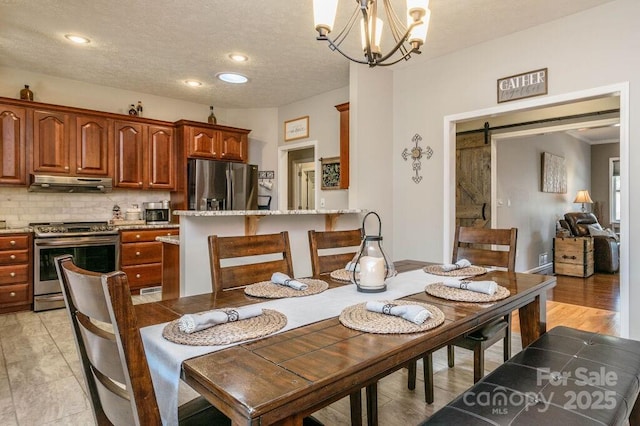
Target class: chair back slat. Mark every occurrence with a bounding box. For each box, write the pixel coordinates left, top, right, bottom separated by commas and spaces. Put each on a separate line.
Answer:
208, 232, 294, 293
55, 254, 161, 426
452, 226, 518, 271
308, 229, 362, 275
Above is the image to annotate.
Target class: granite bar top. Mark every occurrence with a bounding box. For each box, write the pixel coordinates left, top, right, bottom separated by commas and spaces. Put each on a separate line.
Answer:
156, 235, 179, 245
174, 209, 364, 217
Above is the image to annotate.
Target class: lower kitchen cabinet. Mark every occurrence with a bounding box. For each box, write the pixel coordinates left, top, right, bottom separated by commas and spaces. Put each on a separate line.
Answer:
120, 228, 178, 293
0, 233, 33, 313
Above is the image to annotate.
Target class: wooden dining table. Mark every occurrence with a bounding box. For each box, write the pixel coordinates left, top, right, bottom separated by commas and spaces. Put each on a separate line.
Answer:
135, 260, 556, 426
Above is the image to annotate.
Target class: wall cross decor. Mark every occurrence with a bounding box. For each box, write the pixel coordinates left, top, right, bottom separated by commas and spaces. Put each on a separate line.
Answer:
401, 133, 433, 183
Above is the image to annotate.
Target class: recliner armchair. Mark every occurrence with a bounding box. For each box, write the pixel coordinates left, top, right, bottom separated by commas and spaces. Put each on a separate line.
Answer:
562, 212, 620, 273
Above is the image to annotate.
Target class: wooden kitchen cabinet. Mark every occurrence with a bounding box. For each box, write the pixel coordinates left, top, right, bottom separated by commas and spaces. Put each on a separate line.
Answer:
176, 120, 249, 162
119, 228, 179, 293
32, 109, 111, 176
334, 102, 350, 189
0, 233, 33, 313
115, 122, 175, 190
0, 104, 27, 185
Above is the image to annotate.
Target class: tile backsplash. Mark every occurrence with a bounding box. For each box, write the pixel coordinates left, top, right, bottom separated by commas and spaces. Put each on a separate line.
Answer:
0, 187, 171, 227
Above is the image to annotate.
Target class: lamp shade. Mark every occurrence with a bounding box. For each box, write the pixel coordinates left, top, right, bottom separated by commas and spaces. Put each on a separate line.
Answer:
573, 190, 594, 204
313, 0, 339, 34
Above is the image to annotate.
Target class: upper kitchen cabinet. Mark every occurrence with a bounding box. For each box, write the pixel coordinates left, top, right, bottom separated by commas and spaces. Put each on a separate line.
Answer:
175, 120, 250, 163
32, 109, 112, 177
0, 104, 27, 185
220, 130, 247, 162
114, 121, 175, 190
335, 102, 350, 189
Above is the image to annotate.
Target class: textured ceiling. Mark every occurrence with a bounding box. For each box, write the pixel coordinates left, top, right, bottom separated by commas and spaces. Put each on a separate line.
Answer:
0, 0, 615, 109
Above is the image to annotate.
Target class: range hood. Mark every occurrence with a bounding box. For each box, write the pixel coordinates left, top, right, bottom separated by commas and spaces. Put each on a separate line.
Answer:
28, 175, 113, 193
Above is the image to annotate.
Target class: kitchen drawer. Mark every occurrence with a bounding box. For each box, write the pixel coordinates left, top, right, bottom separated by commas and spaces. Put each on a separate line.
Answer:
0, 283, 31, 305
0, 249, 29, 265
120, 228, 178, 243
121, 263, 162, 289
0, 235, 30, 250
120, 242, 162, 266
0, 263, 29, 285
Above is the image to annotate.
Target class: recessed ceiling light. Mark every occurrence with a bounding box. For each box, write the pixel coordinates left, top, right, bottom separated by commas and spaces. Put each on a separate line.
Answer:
217, 73, 248, 84
184, 80, 202, 87
229, 53, 248, 62
65, 34, 90, 44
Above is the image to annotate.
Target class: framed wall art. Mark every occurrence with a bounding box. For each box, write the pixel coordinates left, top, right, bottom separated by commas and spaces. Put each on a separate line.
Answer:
320, 157, 341, 190
284, 116, 309, 141
541, 152, 567, 193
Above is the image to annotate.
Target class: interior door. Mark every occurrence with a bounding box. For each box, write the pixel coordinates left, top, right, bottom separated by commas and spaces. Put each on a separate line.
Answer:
456, 132, 491, 228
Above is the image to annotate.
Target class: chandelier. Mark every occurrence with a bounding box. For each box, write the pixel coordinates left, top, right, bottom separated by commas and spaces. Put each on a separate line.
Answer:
313, 0, 431, 67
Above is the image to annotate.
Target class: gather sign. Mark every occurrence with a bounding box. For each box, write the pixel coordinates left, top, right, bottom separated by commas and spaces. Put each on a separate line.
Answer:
497, 68, 548, 103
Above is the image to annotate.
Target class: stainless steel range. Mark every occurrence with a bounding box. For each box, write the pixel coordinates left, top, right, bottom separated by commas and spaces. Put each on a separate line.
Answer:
31, 221, 119, 311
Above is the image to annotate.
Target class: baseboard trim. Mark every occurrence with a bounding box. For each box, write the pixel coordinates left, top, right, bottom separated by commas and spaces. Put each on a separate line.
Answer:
526, 263, 553, 274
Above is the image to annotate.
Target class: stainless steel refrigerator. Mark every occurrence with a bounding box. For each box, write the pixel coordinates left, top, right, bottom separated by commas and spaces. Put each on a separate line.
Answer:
187, 159, 258, 210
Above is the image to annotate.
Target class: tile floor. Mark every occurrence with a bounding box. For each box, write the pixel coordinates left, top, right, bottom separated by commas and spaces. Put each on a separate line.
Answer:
0, 291, 521, 425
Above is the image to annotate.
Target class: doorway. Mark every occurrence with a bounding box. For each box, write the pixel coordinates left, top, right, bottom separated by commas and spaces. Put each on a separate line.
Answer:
278, 140, 319, 211
444, 83, 629, 337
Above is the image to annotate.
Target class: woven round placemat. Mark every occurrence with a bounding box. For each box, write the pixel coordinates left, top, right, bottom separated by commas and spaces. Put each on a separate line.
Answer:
330, 269, 357, 282
423, 264, 488, 277
244, 278, 328, 298
339, 300, 445, 334
424, 283, 510, 302
162, 309, 287, 346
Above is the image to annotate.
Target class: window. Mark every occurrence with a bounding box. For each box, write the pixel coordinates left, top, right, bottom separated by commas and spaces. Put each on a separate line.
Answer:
610, 157, 620, 223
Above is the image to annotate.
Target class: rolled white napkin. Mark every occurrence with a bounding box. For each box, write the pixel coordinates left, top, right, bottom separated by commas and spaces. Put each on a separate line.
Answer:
366, 301, 431, 325
441, 279, 497, 295
177, 305, 263, 334
271, 272, 308, 291
441, 259, 472, 272
345, 261, 360, 272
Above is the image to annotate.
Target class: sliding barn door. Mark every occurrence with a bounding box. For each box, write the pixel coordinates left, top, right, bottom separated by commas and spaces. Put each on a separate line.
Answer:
456, 132, 491, 228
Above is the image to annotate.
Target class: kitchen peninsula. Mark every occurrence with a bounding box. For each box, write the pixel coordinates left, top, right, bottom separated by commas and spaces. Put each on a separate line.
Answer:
173, 209, 364, 296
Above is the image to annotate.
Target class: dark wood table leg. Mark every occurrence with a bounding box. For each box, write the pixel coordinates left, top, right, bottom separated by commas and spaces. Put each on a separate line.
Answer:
366, 383, 378, 426
518, 294, 546, 347
349, 391, 362, 426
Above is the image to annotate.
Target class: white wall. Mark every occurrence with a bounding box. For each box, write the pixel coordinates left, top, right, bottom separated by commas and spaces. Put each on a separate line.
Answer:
278, 86, 349, 210
349, 65, 395, 259
495, 133, 590, 271
387, 0, 639, 337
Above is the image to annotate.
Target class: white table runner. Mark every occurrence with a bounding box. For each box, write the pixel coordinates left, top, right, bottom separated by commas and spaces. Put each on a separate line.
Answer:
140, 269, 450, 425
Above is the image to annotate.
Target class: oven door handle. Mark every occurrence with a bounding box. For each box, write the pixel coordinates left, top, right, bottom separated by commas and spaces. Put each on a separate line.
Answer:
35, 236, 119, 247
36, 294, 65, 302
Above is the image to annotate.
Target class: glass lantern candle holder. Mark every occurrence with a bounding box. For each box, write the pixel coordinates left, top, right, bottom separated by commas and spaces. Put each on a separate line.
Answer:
351, 212, 395, 292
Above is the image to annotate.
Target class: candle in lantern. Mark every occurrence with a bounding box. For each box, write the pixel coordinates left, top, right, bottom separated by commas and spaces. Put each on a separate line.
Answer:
359, 256, 385, 288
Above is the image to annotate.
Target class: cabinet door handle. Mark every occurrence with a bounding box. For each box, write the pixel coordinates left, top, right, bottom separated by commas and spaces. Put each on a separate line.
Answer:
64, 166, 69, 170
9, 292, 16, 297
10, 254, 16, 260
136, 234, 141, 239
138, 182, 143, 186
136, 274, 141, 278
10, 240, 16, 246
136, 251, 141, 256
562, 255, 577, 260
77, 167, 82, 171
10, 272, 15, 277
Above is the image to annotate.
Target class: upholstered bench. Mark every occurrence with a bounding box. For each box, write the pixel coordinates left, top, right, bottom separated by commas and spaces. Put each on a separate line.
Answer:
420, 326, 640, 425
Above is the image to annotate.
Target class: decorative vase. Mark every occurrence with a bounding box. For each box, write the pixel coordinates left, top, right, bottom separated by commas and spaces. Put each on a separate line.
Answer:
208, 106, 217, 125
128, 104, 137, 116
20, 85, 34, 101
136, 101, 143, 117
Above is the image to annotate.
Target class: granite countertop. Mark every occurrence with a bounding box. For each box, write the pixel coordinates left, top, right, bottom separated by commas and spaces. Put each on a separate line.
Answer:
156, 235, 179, 245
174, 209, 365, 217
113, 223, 180, 230
0, 227, 32, 234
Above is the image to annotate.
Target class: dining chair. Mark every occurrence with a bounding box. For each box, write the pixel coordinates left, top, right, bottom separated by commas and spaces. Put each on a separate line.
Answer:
208, 231, 294, 292
54, 254, 230, 426
408, 226, 518, 403
308, 228, 362, 276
